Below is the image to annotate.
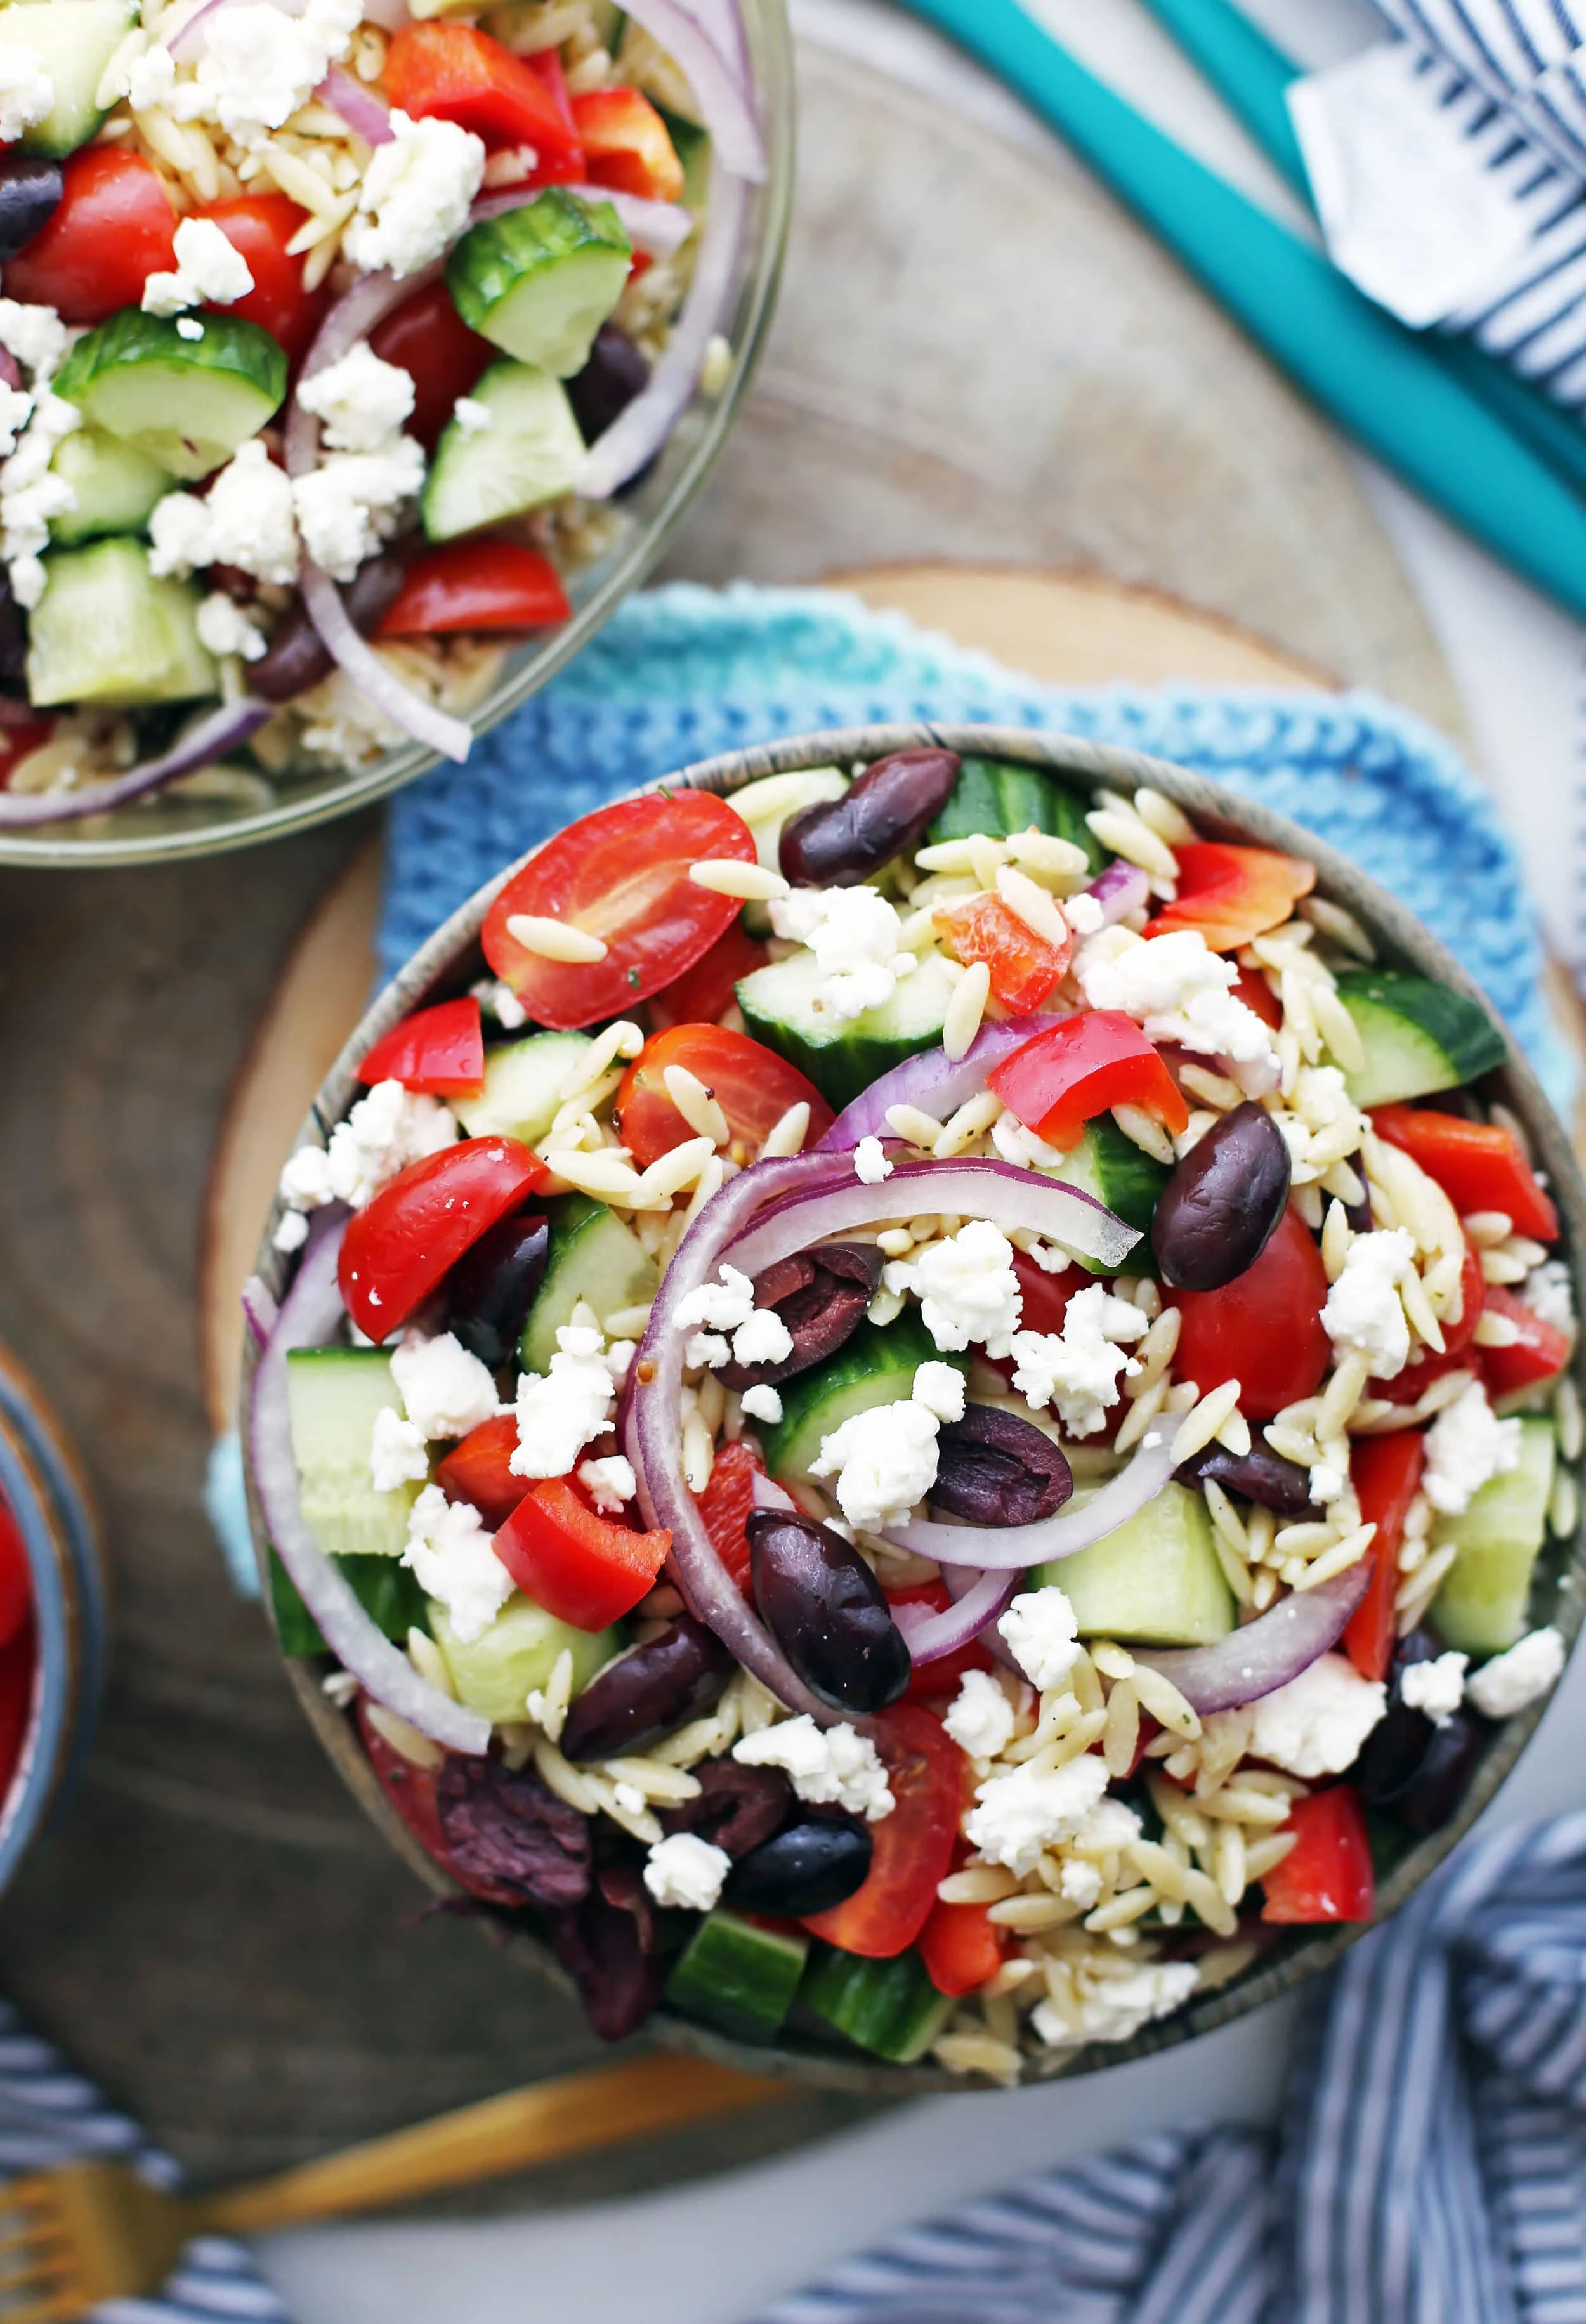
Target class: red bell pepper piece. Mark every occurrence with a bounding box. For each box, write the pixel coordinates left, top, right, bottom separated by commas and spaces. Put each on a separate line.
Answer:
802, 1706, 964, 1957
0, 717, 55, 790
338, 1138, 545, 1340
1233, 963, 1281, 1029
694, 1437, 763, 1600
520, 48, 586, 184
986, 1011, 1189, 1151
493, 1479, 672, 1629
1370, 1104, 1558, 1243
1479, 1285, 1571, 1406
648, 918, 770, 1031
1344, 1431, 1426, 1683
571, 87, 685, 201
384, 23, 585, 159
357, 996, 486, 1096
437, 1413, 528, 1531
1146, 842, 1316, 953
888, 1579, 995, 1703
377, 542, 572, 639
919, 1898, 1007, 1997
1260, 1786, 1375, 1924
936, 894, 1071, 1014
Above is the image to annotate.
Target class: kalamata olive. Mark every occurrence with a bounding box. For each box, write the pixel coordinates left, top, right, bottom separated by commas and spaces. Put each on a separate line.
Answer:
1355, 1628, 1484, 1834
1151, 1102, 1292, 1291
659, 1758, 792, 1857
0, 156, 62, 263
445, 1213, 548, 1369
0, 573, 25, 692
780, 748, 962, 888
248, 552, 407, 704
547, 1867, 660, 2041
560, 1617, 733, 1763
724, 1815, 874, 1914
931, 1403, 1072, 1525
718, 1243, 884, 1389
748, 1510, 911, 1714
1179, 1442, 1314, 1518
567, 322, 650, 444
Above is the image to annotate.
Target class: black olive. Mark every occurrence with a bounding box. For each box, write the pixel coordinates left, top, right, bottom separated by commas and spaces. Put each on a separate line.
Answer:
445, 1213, 549, 1369
1178, 1443, 1314, 1518
1151, 1102, 1292, 1291
659, 1758, 793, 1858
716, 1243, 883, 1389
748, 1510, 911, 1714
1355, 1626, 1485, 1834
780, 748, 961, 887
248, 551, 407, 704
724, 1815, 874, 1914
559, 1619, 733, 1763
0, 156, 62, 263
931, 1404, 1072, 1525
567, 322, 650, 444
0, 570, 26, 692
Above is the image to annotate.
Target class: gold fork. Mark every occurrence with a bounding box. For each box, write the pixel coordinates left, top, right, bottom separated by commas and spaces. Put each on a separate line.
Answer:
0, 2051, 785, 2320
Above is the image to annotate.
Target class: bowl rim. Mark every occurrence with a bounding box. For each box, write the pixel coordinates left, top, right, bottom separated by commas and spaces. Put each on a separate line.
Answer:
242, 719, 1586, 2093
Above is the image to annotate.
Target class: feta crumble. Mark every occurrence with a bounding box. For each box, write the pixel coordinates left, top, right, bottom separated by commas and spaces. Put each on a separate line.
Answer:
369, 1404, 429, 1494
965, 1751, 1110, 1876
1464, 1626, 1566, 1718
853, 1135, 893, 1185
1523, 1258, 1575, 1335
809, 1361, 964, 1529
1320, 1227, 1417, 1380
0, 299, 70, 384
0, 51, 53, 147
998, 1585, 1082, 1691
291, 434, 426, 584
943, 1668, 1017, 1759
912, 1359, 967, 1423
276, 1079, 458, 1218
1032, 1959, 1198, 2050
344, 110, 487, 279
1248, 1652, 1386, 1778
148, 440, 301, 588
0, 390, 79, 609
454, 395, 492, 436
676, 1264, 790, 1374
578, 1454, 636, 1514
882, 1218, 1023, 1358
512, 1324, 616, 1479
142, 216, 255, 318
401, 1484, 512, 1645
1058, 1857, 1103, 1908
298, 344, 419, 454
191, 0, 362, 145
196, 591, 267, 663
767, 886, 917, 1022
1422, 1380, 1522, 1515
472, 977, 530, 1031
731, 1307, 795, 1369
1075, 926, 1278, 1069
1009, 1283, 1149, 1437
1399, 1650, 1469, 1728
391, 1331, 501, 1442
734, 1715, 895, 1819
740, 1383, 783, 1426
644, 1831, 731, 1910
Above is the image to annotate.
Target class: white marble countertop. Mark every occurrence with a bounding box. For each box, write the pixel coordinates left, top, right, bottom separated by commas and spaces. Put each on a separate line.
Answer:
261, 6, 1586, 2315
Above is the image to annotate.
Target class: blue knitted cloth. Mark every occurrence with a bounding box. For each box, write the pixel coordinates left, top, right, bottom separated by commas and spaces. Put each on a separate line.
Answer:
381, 583, 1573, 1115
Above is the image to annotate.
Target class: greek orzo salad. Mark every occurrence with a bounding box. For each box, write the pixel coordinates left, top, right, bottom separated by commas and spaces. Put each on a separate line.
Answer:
0, 0, 763, 825
252, 743, 1581, 2075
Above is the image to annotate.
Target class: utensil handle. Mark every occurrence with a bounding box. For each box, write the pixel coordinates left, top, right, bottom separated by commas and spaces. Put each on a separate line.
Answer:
196, 2054, 785, 2233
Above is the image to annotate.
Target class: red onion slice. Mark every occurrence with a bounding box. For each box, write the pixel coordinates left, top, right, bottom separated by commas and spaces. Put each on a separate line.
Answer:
617, 0, 765, 183
818, 1018, 1064, 1152
892, 1566, 1018, 1666
242, 1274, 280, 1350
250, 1215, 490, 1754
1134, 1564, 1373, 1714
316, 67, 392, 144
299, 563, 472, 764
749, 1470, 797, 1514
881, 1432, 1177, 1570
0, 700, 270, 827
1087, 860, 1150, 925
473, 185, 693, 259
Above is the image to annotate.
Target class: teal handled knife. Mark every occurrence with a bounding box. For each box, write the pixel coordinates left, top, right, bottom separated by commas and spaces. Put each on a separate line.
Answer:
897, 0, 1586, 621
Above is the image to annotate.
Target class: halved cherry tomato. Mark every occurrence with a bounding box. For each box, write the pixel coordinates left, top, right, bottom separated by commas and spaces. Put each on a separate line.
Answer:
648, 918, 769, 1031
1370, 1103, 1558, 1244
357, 996, 485, 1097
987, 1011, 1189, 1151
199, 194, 325, 367
617, 1023, 834, 1167
572, 87, 684, 202
339, 1138, 546, 1340
1479, 1285, 1571, 1406
1260, 1785, 1375, 1924
0, 1618, 33, 1805
1369, 1240, 1484, 1405
1344, 1431, 1426, 1684
1009, 1248, 1096, 1336
1146, 842, 1316, 953
370, 279, 495, 451
695, 1437, 763, 1600
888, 1580, 994, 1703
936, 893, 1070, 1015
1170, 1206, 1330, 1420
357, 1694, 521, 1902
7, 148, 178, 323
493, 1478, 671, 1629
0, 717, 56, 791
437, 1413, 527, 1531
482, 793, 758, 1031
385, 22, 585, 159
1233, 963, 1281, 1030
377, 542, 571, 639
919, 1898, 1006, 1997
802, 1706, 964, 1957
0, 1493, 29, 1654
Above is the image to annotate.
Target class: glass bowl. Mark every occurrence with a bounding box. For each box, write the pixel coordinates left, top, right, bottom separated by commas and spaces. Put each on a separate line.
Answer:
0, 0, 795, 871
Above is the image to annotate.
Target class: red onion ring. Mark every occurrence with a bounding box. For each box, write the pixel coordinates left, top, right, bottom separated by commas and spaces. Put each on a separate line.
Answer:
616, 0, 765, 183
0, 700, 270, 827
250, 1213, 489, 1754
881, 1432, 1177, 1569
892, 1565, 1018, 1665
0, 349, 20, 391
471, 185, 693, 259
749, 1470, 797, 1513
315, 66, 392, 144
818, 1017, 1063, 1152
1087, 860, 1150, 925
1133, 1564, 1373, 1714
242, 1274, 280, 1349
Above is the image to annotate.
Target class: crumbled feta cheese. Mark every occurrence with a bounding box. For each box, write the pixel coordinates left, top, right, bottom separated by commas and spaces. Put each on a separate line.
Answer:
676, 1265, 757, 1335
882, 1218, 1023, 1358
1009, 1283, 1149, 1437
298, 343, 418, 454
1309, 1461, 1346, 1506
965, 1751, 1109, 1876
1321, 1227, 1416, 1379
391, 1331, 501, 1442
149, 440, 301, 588
1399, 1649, 1469, 1727
471, 977, 530, 1031
274, 1080, 459, 1226
512, 1324, 615, 1479
1464, 1626, 1566, 1718
176, 317, 206, 343
0, 50, 53, 147
1032, 1959, 1198, 2050
401, 1482, 512, 1645
142, 216, 255, 318
369, 1405, 429, 1493
731, 1307, 794, 1369
0, 299, 69, 384
1076, 1796, 1144, 1855
853, 1135, 893, 1185
734, 1715, 895, 1819
118, 40, 178, 112
578, 1454, 636, 1513
999, 1586, 1082, 1691
454, 395, 492, 436
1062, 891, 1105, 937
292, 434, 425, 583
1248, 1651, 1386, 1777
1422, 1380, 1523, 1515
767, 885, 918, 1023
191, 0, 362, 145
612, 1780, 645, 1815
990, 1111, 1071, 1172
809, 1363, 960, 1529
1075, 926, 1278, 1069
0, 390, 78, 606
344, 110, 487, 279
644, 1831, 731, 1910
272, 1208, 310, 1253
1058, 1857, 1103, 1907
943, 1668, 1016, 1759
912, 1360, 967, 1424
0, 383, 31, 462
1523, 1258, 1575, 1335
685, 1331, 730, 1371
196, 591, 266, 662
740, 1383, 783, 1425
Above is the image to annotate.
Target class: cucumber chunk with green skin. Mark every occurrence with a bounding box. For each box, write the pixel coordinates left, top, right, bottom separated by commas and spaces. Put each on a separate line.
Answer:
286, 1348, 423, 1559
454, 1030, 592, 1146
49, 427, 173, 544
1332, 970, 1507, 1107
763, 1311, 968, 1485
520, 1193, 659, 1373
446, 192, 632, 377
421, 356, 585, 542
54, 309, 287, 481
802, 1945, 953, 2063
1052, 1119, 1169, 1274
1032, 1482, 1236, 1645
736, 949, 961, 1112
270, 1548, 430, 1657
927, 755, 1105, 871
26, 537, 216, 708
429, 1598, 618, 1723
665, 1910, 809, 2042
1431, 1418, 1556, 1656
0, 0, 135, 158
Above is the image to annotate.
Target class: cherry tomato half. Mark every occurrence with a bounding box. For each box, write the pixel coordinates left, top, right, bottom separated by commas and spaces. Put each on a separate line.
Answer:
918, 1898, 1007, 1997
481, 793, 757, 1031
1344, 1430, 1427, 1685
357, 996, 485, 1097
694, 1437, 763, 1600
1170, 1205, 1330, 1421
802, 1706, 964, 1958
0, 1616, 35, 1808
648, 918, 769, 1031
198, 195, 327, 367
338, 1138, 545, 1340
1260, 1785, 1375, 1924
377, 542, 571, 639
888, 1579, 994, 1704
617, 1024, 834, 1167
7, 148, 178, 323
370, 278, 496, 451
437, 1413, 527, 1531
0, 1492, 30, 1654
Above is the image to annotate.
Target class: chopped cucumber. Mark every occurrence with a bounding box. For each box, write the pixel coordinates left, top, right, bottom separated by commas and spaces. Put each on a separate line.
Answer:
1054, 1119, 1168, 1274
737, 949, 961, 1112
429, 1598, 617, 1722
763, 1310, 967, 1484
270, 1546, 430, 1657
665, 1910, 809, 2042
286, 1348, 423, 1559
1332, 970, 1507, 1107
1032, 1482, 1236, 1646
27, 538, 215, 708
49, 426, 172, 545
421, 356, 585, 542
55, 309, 287, 482
454, 1030, 592, 1146
803, 1946, 953, 2063
1431, 1418, 1556, 1656
928, 755, 1104, 871
520, 1193, 659, 1373
0, 0, 135, 159
446, 192, 632, 377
